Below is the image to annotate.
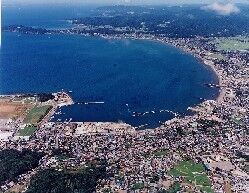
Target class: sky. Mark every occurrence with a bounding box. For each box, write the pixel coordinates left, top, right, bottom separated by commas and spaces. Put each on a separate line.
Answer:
2, 0, 249, 5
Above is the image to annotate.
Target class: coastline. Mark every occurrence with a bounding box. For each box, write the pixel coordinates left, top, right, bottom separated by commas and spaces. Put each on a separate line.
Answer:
99, 35, 226, 125
202, 60, 225, 103
110, 35, 229, 131
0, 33, 226, 130
100, 34, 224, 105
179, 45, 225, 104
155, 38, 225, 104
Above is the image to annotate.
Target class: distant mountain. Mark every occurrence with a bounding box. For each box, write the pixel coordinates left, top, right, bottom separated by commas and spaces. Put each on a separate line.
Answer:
71, 5, 249, 37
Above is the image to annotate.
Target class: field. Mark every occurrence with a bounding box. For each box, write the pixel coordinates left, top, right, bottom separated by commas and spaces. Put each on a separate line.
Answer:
166, 182, 181, 193
154, 149, 168, 157
214, 36, 249, 51
131, 183, 144, 190
24, 105, 52, 124
0, 102, 32, 120
169, 160, 213, 193
17, 126, 38, 136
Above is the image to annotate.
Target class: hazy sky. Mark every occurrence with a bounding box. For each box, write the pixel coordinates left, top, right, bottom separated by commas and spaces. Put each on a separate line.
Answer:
3, 0, 249, 5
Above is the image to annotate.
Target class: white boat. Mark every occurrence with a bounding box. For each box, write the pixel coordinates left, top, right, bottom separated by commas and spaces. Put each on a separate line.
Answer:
85, 101, 105, 104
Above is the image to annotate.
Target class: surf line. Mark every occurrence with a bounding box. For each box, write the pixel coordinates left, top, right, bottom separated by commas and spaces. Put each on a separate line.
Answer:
130, 108, 181, 117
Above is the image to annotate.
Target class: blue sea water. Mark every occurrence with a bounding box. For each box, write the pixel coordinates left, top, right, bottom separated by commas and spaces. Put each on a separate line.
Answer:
0, 5, 219, 128
2, 4, 94, 29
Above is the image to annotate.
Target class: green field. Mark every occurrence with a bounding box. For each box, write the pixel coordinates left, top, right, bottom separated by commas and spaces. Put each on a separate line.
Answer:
131, 183, 144, 190
214, 36, 249, 51
102, 188, 116, 193
154, 149, 168, 157
17, 126, 38, 136
244, 165, 249, 174
169, 160, 213, 193
24, 105, 52, 124
232, 117, 243, 125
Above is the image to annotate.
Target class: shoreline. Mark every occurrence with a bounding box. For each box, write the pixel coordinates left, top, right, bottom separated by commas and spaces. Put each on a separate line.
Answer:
155, 38, 225, 104
99, 35, 226, 126
99, 34, 224, 105
0, 33, 226, 131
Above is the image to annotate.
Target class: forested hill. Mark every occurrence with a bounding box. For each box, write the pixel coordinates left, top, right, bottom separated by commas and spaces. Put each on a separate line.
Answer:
0, 149, 43, 185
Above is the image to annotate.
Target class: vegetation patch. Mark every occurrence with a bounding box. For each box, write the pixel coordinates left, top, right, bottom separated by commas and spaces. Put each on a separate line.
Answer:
17, 126, 38, 137
214, 36, 249, 51
232, 117, 244, 126
131, 183, 144, 190
102, 188, 115, 193
24, 105, 52, 124
154, 149, 168, 157
167, 182, 181, 193
169, 160, 213, 193
0, 149, 43, 185
244, 164, 249, 174
25, 164, 107, 193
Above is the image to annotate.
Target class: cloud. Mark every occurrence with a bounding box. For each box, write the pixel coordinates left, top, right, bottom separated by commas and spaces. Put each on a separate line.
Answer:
121, 0, 132, 3
201, 2, 240, 15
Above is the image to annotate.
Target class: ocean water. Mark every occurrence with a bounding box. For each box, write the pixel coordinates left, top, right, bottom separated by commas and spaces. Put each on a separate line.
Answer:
2, 4, 94, 29
0, 5, 219, 128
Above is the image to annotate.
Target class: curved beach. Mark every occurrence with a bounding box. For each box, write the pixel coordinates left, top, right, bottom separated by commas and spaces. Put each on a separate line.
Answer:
1, 32, 219, 128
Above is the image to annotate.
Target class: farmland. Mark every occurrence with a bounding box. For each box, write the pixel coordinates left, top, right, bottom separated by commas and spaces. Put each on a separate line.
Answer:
24, 105, 53, 125
17, 126, 38, 137
169, 160, 213, 193
214, 36, 249, 51
0, 102, 32, 120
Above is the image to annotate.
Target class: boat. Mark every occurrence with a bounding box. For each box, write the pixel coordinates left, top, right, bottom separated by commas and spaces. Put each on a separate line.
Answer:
85, 101, 105, 104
